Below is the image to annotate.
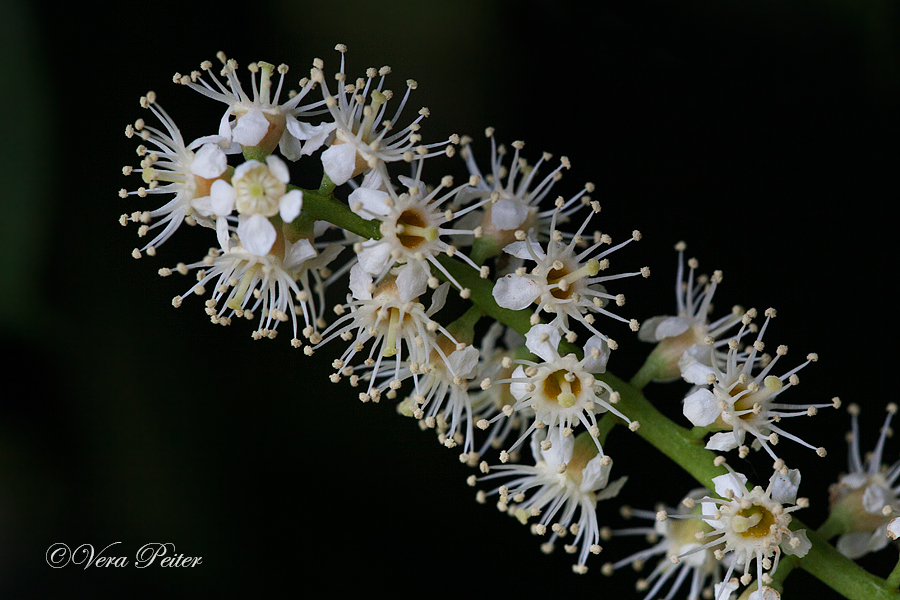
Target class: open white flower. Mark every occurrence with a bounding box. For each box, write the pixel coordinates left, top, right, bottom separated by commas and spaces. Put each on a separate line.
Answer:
465, 323, 533, 460
176, 53, 331, 160
348, 160, 486, 293
456, 130, 594, 253
311, 44, 457, 186
637, 242, 746, 383
681, 308, 835, 461
601, 489, 726, 600
165, 232, 340, 345
120, 93, 230, 256
829, 403, 900, 559
477, 428, 627, 573
660, 464, 810, 599
492, 203, 647, 343
213, 155, 304, 256
480, 324, 634, 458
394, 336, 482, 455
315, 265, 457, 401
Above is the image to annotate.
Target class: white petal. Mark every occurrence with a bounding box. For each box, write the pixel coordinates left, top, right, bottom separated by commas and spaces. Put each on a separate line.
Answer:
348, 186, 392, 217
539, 429, 573, 465
525, 324, 561, 363
279, 189, 303, 223
863, 483, 889, 514
770, 469, 801, 505
654, 316, 691, 340
580, 453, 612, 491
837, 532, 878, 559
265, 154, 291, 183
287, 119, 336, 155
349, 264, 373, 300
713, 581, 738, 600
190, 195, 215, 217
190, 143, 228, 178
283, 238, 317, 271
637, 316, 667, 342
509, 365, 530, 401
782, 529, 811, 558
493, 274, 540, 310
682, 388, 721, 427
701, 501, 724, 530
278, 130, 304, 161
356, 240, 392, 276
502, 240, 545, 261
595, 476, 628, 501
215, 217, 231, 252
839, 472, 869, 490
888, 517, 900, 540
705, 431, 738, 452
490, 198, 530, 231
233, 159, 263, 181
395, 262, 428, 302
749, 586, 781, 600
209, 179, 235, 215
237, 213, 276, 256
679, 344, 716, 385
447, 346, 480, 379
231, 108, 270, 147
217, 107, 235, 143
321, 143, 358, 186
582, 335, 610, 373
428, 282, 450, 316
712, 470, 747, 499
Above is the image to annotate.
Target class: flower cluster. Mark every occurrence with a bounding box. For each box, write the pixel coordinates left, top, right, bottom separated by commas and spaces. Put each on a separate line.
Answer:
119, 44, 892, 598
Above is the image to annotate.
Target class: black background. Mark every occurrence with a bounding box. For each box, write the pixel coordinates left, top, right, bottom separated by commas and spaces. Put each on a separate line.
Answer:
1, 0, 898, 597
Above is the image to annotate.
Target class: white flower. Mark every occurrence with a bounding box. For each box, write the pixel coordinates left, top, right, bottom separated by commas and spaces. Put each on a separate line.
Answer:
829, 403, 900, 559
119, 93, 230, 256
164, 233, 340, 345
637, 242, 746, 383
481, 324, 634, 458
315, 265, 457, 402
491, 202, 647, 343
456, 130, 594, 252
214, 155, 304, 256
465, 323, 533, 459
394, 337, 482, 455
348, 160, 485, 293
311, 44, 457, 186
661, 464, 810, 599
477, 428, 627, 573
601, 489, 726, 600
176, 53, 331, 160
680, 308, 835, 461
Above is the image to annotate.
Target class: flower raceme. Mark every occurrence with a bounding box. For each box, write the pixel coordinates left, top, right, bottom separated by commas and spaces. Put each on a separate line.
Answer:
119, 44, 876, 600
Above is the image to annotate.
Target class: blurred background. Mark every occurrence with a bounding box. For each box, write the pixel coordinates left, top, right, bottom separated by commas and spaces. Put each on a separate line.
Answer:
1, 0, 898, 597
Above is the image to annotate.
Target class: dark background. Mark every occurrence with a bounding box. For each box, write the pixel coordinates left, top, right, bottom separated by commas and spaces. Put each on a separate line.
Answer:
1, 0, 898, 597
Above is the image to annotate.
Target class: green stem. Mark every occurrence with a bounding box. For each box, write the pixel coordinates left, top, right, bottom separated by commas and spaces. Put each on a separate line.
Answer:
294, 186, 382, 241
318, 172, 337, 197
887, 557, 900, 592
629, 355, 660, 390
